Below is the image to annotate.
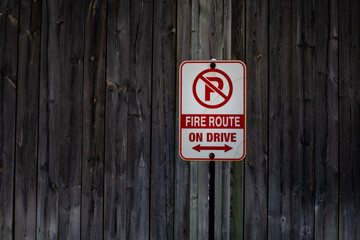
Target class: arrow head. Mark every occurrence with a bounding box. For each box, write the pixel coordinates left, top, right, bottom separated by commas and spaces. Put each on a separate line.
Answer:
224, 144, 232, 152
193, 144, 201, 152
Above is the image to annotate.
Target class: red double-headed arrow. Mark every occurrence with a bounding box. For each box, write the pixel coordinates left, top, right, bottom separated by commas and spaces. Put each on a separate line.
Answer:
192, 144, 232, 152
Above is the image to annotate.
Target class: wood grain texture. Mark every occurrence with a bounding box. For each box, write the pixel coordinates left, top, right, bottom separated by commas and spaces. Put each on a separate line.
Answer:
268, 0, 292, 239
199, 0, 223, 60
214, 162, 222, 240
198, 1, 224, 239
175, 0, 191, 239
0, 0, 18, 238
189, 162, 198, 240
291, 0, 316, 239
244, 0, 268, 239
37, 1, 61, 238
230, 0, 245, 238
189, 1, 199, 239
2, 1, 360, 239
104, 0, 129, 238
190, 1, 199, 239
56, 1, 84, 238
37, 0, 84, 239
126, 0, 153, 239
190, 0, 200, 239
14, 0, 41, 238
221, 1, 231, 239
339, 0, 360, 239
221, 162, 230, 240
212, 3, 224, 240
197, 162, 209, 240
151, 0, 176, 239
314, 0, 339, 239
81, 0, 107, 239
231, 0, 245, 62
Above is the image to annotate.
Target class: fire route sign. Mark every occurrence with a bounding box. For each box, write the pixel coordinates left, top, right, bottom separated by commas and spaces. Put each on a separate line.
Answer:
179, 60, 246, 161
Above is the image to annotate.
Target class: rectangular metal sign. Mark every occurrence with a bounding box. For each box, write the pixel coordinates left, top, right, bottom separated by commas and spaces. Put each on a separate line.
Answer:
179, 60, 246, 161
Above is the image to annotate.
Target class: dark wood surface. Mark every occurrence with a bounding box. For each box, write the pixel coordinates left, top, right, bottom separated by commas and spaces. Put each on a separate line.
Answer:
244, 0, 268, 239
0, 0, 18, 239
151, 0, 176, 240
37, 0, 85, 239
37, 1, 61, 238
1, 0, 359, 239
314, 0, 339, 239
291, 0, 316, 239
230, 0, 245, 239
104, 0, 129, 238
126, 1, 153, 239
220, 1, 231, 239
15, 0, 41, 238
175, 1, 191, 239
339, 0, 360, 239
82, 0, 107, 239
268, 0, 292, 239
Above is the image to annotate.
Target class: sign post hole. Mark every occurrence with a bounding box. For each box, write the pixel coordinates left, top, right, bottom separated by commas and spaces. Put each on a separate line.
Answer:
179, 60, 246, 161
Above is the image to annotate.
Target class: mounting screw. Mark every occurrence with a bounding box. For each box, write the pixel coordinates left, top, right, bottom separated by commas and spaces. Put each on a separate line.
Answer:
209, 153, 215, 160
210, 62, 216, 69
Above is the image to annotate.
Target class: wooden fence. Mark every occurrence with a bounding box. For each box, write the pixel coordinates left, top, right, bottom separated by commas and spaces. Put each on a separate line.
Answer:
0, 0, 359, 239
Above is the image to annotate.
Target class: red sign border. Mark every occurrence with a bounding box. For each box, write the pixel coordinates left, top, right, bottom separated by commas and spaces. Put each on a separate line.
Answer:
179, 60, 246, 161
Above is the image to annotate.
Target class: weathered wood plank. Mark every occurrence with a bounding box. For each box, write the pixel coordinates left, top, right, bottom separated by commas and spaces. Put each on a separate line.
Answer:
198, 0, 209, 237
104, 0, 130, 238
126, 0, 153, 239
209, 162, 216, 239
198, 1, 224, 239
81, 0, 107, 239
57, 1, 84, 238
189, 162, 198, 240
14, 0, 41, 238
37, 1, 60, 238
197, 163, 209, 240
244, 0, 268, 239
213, 1, 224, 238
223, 0, 231, 60
314, 0, 339, 239
150, 0, 176, 239
0, 0, 18, 238
268, 0, 292, 239
175, 0, 191, 239
38, 0, 84, 239
230, 0, 245, 238
221, 162, 230, 240
214, 162, 222, 240
291, 0, 316, 239
190, 0, 199, 239
221, 1, 232, 239
339, 0, 360, 239
199, 0, 223, 60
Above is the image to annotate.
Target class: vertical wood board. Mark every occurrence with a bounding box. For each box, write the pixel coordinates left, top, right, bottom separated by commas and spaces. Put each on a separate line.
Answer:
15, 0, 41, 238
81, 0, 107, 239
244, 0, 269, 239
151, 0, 176, 239
268, 0, 292, 239
0, 0, 18, 238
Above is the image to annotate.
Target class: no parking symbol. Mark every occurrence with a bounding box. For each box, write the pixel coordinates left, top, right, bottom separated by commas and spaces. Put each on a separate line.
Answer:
179, 60, 246, 161
192, 68, 233, 109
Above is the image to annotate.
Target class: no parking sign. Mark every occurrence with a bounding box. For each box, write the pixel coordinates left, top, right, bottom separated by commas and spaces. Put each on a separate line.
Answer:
179, 61, 246, 161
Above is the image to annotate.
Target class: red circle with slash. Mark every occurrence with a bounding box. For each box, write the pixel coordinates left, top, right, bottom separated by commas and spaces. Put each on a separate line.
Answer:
192, 68, 233, 109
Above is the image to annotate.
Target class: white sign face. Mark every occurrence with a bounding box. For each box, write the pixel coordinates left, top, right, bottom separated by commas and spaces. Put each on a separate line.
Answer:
179, 61, 246, 161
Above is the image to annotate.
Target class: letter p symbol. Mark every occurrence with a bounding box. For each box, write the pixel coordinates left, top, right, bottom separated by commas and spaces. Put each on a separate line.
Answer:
205, 77, 224, 101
